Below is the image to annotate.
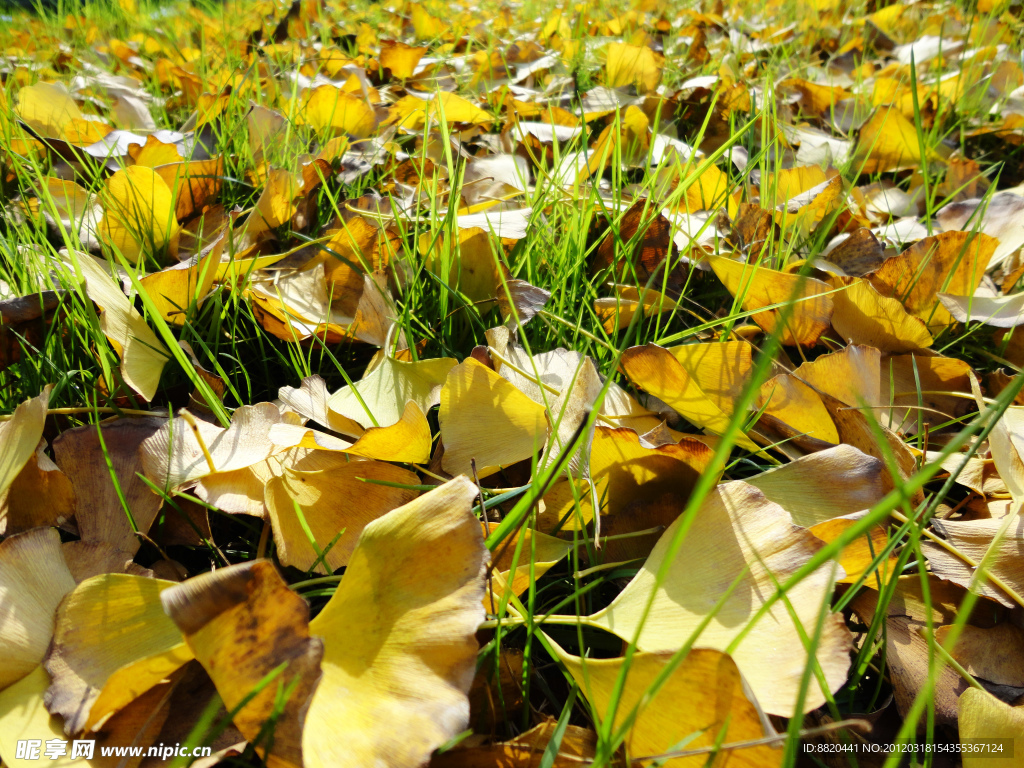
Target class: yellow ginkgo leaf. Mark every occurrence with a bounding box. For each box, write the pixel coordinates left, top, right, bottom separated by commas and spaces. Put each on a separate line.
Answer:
958, 688, 1024, 768
63, 252, 170, 402
44, 574, 192, 734
619, 343, 760, 451
264, 453, 419, 573
330, 355, 457, 430
0, 528, 76, 691
541, 425, 715, 529
438, 358, 549, 477
140, 402, 285, 493
15, 82, 109, 144
99, 166, 180, 264
303, 85, 376, 139
709, 255, 834, 346
757, 373, 839, 445
869, 231, 996, 328
586, 480, 852, 716
304, 477, 488, 768
279, 375, 364, 439
923, 515, 1024, 608
154, 157, 224, 222
547, 636, 780, 767
162, 561, 322, 768
667, 340, 754, 415
380, 40, 427, 79
792, 343, 882, 410
830, 276, 934, 353
0, 387, 50, 502
485, 523, 572, 613
345, 400, 433, 463
410, 2, 448, 38
746, 444, 887, 527
605, 43, 663, 93
138, 249, 218, 324
594, 285, 679, 332
388, 92, 493, 131
853, 106, 931, 173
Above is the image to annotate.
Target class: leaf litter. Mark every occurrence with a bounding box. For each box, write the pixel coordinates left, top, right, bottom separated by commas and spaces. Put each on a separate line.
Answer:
0, 0, 1023, 764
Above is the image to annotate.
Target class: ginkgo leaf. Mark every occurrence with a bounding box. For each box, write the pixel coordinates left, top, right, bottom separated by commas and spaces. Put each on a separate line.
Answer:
99, 166, 180, 264
585, 480, 852, 716
938, 291, 1024, 327
853, 106, 931, 173
63, 251, 170, 401
830, 276, 934, 353
0, 437, 76, 535
709, 255, 834, 346
541, 425, 715, 529
44, 574, 191, 735
0, 387, 50, 503
869, 231, 996, 327
162, 561, 322, 767
619, 343, 760, 451
264, 453, 419, 573
380, 40, 427, 79
757, 373, 839, 446
958, 688, 1024, 768
140, 402, 284, 491
746, 444, 887, 527
329, 355, 456, 430
53, 418, 165, 555
667, 340, 754, 415
0, 528, 76, 690
605, 43, 663, 93
485, 523, 571, 613
279, 375, 364, 438
388, 92, 493, 131
303, 85, 376, 138
595, 285, 679, 332
438, 358, 549, 477
344, 401, 433, 463
138, 250, 218, 324
303, 477, 488, 768
923, 516, 1024, 608
547, 637, 780, 767
792, 344, 881, 410
936, 623, 1024, 688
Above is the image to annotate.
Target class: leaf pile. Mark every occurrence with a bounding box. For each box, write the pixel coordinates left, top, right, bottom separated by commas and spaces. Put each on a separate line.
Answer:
1, 0, 1024, 764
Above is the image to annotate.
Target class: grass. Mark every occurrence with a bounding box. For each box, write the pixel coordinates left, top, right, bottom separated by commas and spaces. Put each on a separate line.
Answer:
2, 0, 1024, 765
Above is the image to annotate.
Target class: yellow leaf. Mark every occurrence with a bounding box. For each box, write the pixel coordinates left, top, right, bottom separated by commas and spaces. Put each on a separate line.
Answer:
541, 425, 715, 530
345, 400, 433, 463
757, 373, 839, 445
163, 561, 319, 767
302, 85, 376, 138
586, 480, 852, 716
830, 276, 934, 353
853, 106, 931, 173
380, 40, 427, 79
619, 343, 760, 451
709, 255, 834, 346
304, 477, 487, 768
484, 522, 572, 612
438, 358, 549, 477
16, 82, 85, 141
138, 250, 218, 324
0, 387, 50, 501
63, 252, 170, 401
330, 355, 457, 430
605, 43, 663, 93
548, 637, 781, 767
99, 166, 180, 264
264, 454, 419, 573
0, 528, 76, 690
44, 574, 191, 734
869, 231, 996, 328
958, 688, 1024, 768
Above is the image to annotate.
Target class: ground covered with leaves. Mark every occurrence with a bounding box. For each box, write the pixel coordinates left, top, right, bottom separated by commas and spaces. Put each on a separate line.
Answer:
1, 0, 1024, 765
